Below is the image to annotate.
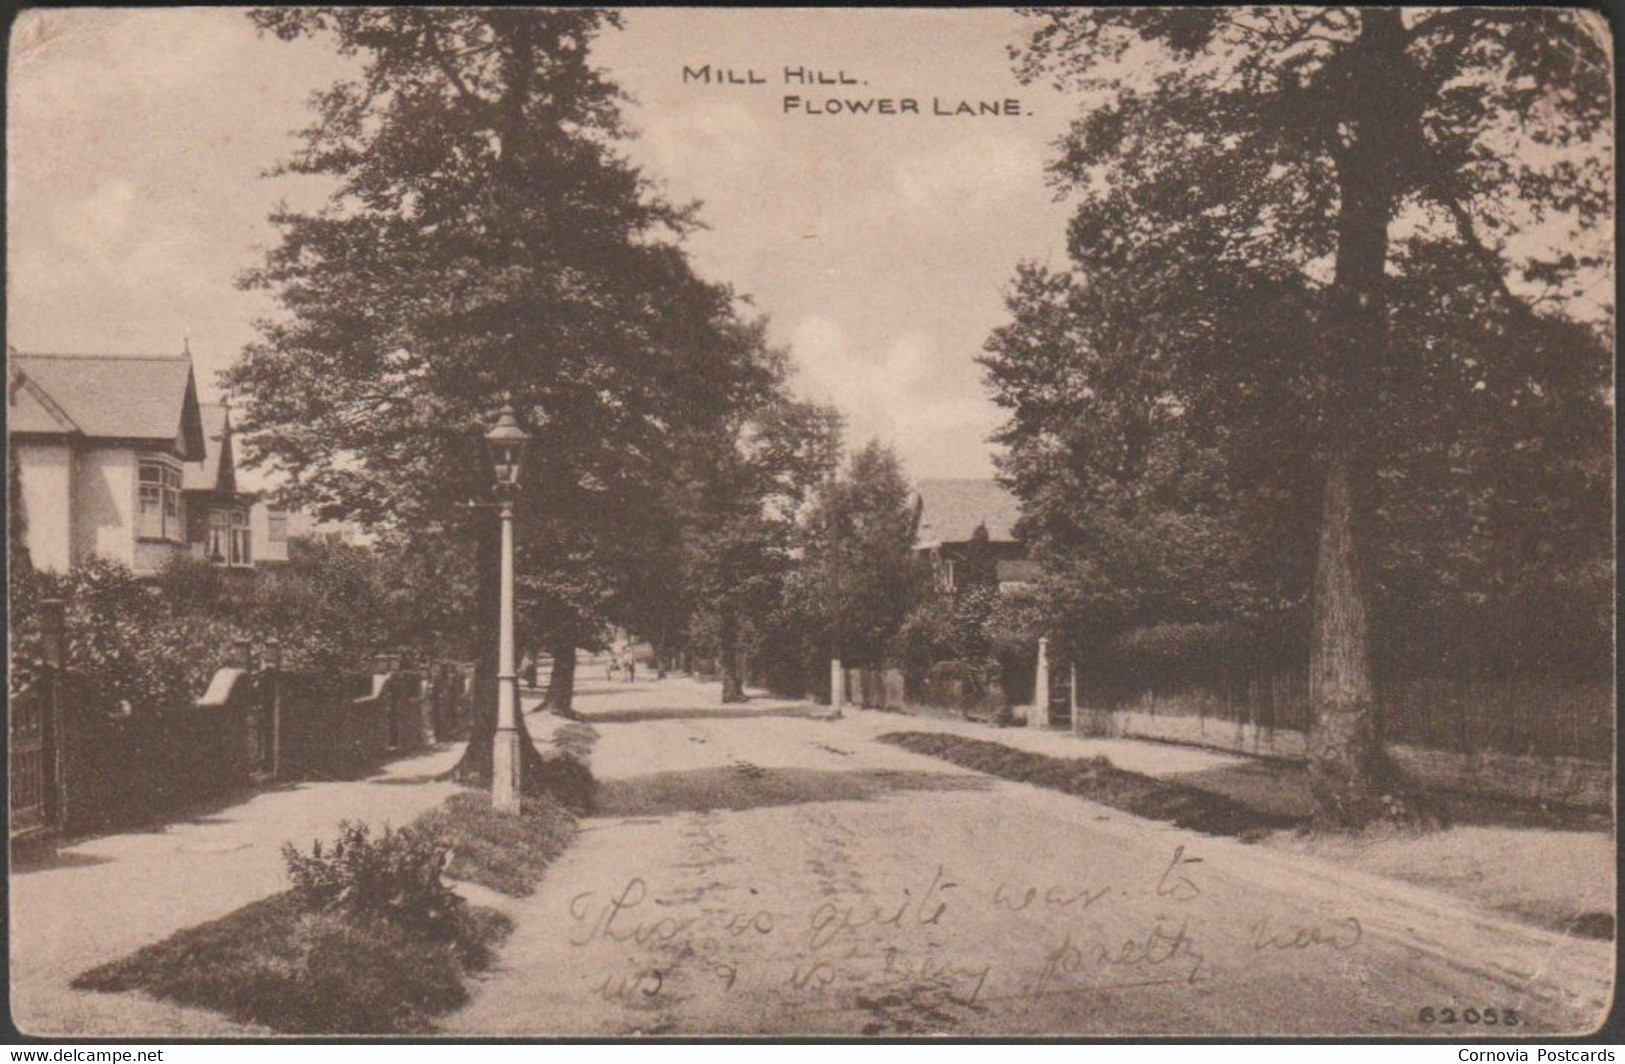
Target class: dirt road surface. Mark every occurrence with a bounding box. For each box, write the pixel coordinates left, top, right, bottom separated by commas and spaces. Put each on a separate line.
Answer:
447, 674, 1613, 1037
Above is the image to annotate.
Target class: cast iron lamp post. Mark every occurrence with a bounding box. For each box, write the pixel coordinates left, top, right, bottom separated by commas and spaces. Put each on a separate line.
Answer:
486, 403, 530, 814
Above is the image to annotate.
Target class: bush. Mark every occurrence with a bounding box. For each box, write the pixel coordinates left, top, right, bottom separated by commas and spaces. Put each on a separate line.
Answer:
1108, 621, 1236, 675
282, 821, 463, 938
891, 586, 997, 677
11, 558, 241, 716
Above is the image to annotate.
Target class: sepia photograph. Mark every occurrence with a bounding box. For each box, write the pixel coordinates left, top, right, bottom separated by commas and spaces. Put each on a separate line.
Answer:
4, 5, 1617, 1041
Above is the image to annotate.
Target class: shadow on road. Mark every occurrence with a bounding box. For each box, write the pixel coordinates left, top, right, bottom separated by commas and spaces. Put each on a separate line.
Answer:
10, 846, 115, 875
570, 681, 661, 697
579, 705, 821, 725
1164, 760, 1317, 822
594, 763, 991, 817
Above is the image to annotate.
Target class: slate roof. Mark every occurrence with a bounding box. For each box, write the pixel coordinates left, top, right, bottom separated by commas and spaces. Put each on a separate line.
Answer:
8, 352, 205, 460
914, 478, 1023, 547
184, 402, 236, 492
6, 365, 80, 434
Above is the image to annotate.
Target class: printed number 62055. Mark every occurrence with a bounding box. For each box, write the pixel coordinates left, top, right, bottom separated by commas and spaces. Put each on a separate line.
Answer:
1418, 1007, 1519, 1027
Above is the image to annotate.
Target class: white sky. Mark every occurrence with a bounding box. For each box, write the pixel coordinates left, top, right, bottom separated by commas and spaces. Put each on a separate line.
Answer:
7, 8, 1080, 483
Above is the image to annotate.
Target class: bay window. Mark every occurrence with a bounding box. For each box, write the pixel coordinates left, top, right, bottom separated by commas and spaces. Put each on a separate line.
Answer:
137, 458, 183, 542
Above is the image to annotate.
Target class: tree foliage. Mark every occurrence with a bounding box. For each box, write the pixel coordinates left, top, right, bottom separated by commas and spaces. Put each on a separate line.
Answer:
228, 9, 809, 741
1000, 8, 1612, 822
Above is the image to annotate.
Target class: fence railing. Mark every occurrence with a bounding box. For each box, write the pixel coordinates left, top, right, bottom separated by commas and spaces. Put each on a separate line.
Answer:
1076, 669, 1609, 764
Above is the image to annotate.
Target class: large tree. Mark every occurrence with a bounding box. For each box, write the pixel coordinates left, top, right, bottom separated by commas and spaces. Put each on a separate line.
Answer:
791, 441, 921, 670
1006, 8, 1611, 823
673, 326, 842, 703
231, 9, 720, 788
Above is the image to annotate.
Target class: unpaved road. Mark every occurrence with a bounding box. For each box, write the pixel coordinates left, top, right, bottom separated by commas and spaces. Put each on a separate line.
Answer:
448, 676, 1613, 1037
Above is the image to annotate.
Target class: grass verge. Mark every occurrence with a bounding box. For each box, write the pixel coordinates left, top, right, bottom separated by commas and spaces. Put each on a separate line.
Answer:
413, 791, 577, 897
1263, 822, 1616, 940
72, 788, 584, 1033
877, 730, 1303, 838
71, 892, 511, 1034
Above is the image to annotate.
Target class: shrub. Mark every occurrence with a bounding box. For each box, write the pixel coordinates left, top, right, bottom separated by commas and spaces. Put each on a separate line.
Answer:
281, 821, 463, 938
12, 557, 240, 716
1108, 621, 1237, 676
891, 586, 997, 677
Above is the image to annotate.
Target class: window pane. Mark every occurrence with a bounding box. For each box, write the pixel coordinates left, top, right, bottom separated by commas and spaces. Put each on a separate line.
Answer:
139, 487, 163, 538
139, 463, 161, 484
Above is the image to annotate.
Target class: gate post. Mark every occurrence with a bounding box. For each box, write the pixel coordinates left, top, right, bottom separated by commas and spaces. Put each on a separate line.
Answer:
374, 651, 399, 750
42, 598, 68, 829
1029, 637, 1050, 728
263, 638, 283, 778
1070, 662, 1081, 735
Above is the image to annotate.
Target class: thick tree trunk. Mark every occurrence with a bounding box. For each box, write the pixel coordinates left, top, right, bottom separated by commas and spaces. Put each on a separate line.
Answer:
543, 636, 577, 715
1306, 454, 1385, 824
718, 602, 747, 703
449, 510, 547, 787
1306, 8, 1410, 825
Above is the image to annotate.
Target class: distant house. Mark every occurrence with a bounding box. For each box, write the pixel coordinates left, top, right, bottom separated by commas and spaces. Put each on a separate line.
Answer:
183, 402, 257, 569
185, 402, 315, 568
912, 478, 1039, 593
5, 350, 298, 576
9, 351, 210, 575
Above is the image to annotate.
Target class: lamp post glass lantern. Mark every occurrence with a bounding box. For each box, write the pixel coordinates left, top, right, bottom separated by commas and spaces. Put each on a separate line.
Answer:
486, 403, 530, 813
486, 404, 530, 489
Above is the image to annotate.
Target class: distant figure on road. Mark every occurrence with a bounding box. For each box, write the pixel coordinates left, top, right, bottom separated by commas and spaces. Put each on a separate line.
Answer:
624, 655, 637, 682
607, 658, 621, 682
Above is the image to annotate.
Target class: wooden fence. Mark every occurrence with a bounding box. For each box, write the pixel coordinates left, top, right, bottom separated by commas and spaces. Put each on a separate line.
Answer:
1069, 668, 1611, 809
9, 621, 477, 839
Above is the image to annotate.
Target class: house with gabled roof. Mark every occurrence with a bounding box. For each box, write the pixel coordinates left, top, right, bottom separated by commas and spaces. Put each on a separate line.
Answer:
6, 350, 268, 576
912, 478, 1040, 593
184, 402, 259, 569
183, 401, 334, 567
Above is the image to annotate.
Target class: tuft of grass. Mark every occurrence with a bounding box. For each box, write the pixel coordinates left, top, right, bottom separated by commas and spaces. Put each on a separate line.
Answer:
413, 790, 577, 897
550, 721, 600, 762
72, 893, 511, 1034
877, 731, 1303, 838
528, 750, 597, 814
